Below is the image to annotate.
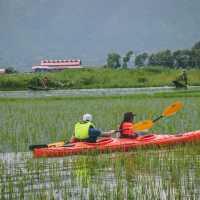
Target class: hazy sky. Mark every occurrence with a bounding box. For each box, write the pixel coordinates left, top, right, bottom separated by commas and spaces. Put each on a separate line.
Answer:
0, 0, 200, 70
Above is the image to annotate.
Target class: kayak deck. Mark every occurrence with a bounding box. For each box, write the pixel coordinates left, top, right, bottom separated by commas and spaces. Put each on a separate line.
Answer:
33, 130, 200, 158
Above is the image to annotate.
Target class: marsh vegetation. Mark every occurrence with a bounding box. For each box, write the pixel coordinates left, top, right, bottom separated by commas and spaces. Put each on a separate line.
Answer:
0, 67, 200, 90
0, 92, 200, 199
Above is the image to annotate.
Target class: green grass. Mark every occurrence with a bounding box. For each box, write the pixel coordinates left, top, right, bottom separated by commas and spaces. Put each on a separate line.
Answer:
0, 67, 200, 90
0, 91, 200, 199
0, 91, 200, 152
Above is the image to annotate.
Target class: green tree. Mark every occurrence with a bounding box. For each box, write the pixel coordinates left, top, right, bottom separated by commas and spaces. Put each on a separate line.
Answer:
190, 49, 200, 68
106, 53, 121, 69
173, 49, 190, 68
148, 50, 173, 67
192, 41, 200, 50
135, 53, 148, 67
5, 67, 17, 74
148, 53, 157, 66
122, 50, 133, 68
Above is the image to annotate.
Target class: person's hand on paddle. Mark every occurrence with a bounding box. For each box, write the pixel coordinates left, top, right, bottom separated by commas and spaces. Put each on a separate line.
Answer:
110, 130, 117, 135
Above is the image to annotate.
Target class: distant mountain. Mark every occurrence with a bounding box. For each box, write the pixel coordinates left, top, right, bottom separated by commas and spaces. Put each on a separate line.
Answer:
0, 0, 200, 71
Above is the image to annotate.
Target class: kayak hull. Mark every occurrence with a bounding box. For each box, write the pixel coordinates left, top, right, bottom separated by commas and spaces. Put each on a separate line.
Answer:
33, 130, 200, 158
172, 80, 187, 88
28, 86, 52, 91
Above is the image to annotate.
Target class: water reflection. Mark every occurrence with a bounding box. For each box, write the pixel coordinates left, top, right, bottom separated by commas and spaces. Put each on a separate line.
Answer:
1, 150, 200, 199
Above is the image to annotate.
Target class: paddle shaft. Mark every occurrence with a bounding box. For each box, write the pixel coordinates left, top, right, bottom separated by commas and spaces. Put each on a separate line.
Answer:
29, 141, 65, 150
29, 144, 48, 151
153, 115, 163, 123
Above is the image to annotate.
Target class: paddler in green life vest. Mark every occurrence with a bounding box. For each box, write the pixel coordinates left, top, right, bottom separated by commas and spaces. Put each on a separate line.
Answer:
70, 113, 115, 143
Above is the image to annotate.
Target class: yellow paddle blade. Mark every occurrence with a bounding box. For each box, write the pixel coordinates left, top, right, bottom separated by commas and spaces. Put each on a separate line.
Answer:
133, 120, 154, 131
48, 141, 65, 148
162, 101, 183, 117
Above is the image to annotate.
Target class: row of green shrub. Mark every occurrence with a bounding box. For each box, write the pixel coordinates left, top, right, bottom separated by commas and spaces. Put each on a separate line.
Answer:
0, 66, 200, 90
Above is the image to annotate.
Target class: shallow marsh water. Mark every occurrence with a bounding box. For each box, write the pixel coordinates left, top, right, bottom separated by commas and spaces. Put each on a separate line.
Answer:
1, 86, 200, 98
1, 146, 200, 199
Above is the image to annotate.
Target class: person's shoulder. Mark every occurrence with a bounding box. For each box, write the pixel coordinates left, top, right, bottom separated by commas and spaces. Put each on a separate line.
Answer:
119, 122, 124, 128
89, 124, 95, 128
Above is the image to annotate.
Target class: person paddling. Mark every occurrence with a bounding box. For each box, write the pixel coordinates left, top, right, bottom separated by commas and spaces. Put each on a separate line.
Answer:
179, 69, 188, 86
173, 69, 188, 88
40, 76, 49, 88
70, 113, 115, 143
119, 112, 147, 138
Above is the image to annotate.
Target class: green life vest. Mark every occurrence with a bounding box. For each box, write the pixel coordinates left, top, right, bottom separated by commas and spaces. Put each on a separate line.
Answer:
74, 121, 95, 139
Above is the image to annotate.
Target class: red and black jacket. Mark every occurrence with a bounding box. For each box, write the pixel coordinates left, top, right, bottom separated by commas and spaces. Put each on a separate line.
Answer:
119, 122, 136, 136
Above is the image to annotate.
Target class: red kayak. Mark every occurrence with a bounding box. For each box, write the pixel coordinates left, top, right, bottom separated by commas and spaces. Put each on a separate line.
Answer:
33, 130, 200, 158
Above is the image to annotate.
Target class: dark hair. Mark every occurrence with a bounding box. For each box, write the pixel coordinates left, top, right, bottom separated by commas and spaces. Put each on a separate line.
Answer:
123, 112, 135, 122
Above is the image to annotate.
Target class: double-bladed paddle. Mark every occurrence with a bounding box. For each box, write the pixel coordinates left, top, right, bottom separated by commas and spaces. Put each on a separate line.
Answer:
132, 101, 183, 131
29, 141, 73, 151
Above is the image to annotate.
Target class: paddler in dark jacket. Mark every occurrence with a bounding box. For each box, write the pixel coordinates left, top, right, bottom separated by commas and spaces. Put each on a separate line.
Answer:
179, 69, 188, 85
119, 112, 147, 138
40, 76, 49, 88
70, 113, 115, 143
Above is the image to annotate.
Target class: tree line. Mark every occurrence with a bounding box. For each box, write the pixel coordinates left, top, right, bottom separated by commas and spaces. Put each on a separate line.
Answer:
106, 40, 200, 69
